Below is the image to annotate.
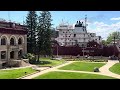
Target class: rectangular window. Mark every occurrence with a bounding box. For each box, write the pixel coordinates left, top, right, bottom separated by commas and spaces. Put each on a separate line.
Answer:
74, 34, 76, 37
84, 38, 85, 41
1, 51, 6, 59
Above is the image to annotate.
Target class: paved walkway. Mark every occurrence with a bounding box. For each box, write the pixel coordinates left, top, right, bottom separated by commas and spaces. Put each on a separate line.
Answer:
1, 65, 35, 70
52, 60, 120, 79
22, 61, 73, 79
99, 60, 120, 79
21, 60, 120, 79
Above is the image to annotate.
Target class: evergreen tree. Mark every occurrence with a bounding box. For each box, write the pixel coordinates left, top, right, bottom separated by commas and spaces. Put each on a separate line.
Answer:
37, 11, 52, 60
26, 11, 38, 54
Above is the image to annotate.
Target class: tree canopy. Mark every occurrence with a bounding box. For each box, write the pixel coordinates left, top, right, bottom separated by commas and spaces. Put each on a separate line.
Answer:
106, 31, 120, 44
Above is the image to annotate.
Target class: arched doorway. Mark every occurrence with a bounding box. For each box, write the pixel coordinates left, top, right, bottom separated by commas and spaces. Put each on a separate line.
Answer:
10, 51, 14, 59
18, 50, 22, 59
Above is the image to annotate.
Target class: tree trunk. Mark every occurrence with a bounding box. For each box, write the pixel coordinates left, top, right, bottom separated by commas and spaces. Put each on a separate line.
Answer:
35, 55, 37, 62
37, 54, 40, 62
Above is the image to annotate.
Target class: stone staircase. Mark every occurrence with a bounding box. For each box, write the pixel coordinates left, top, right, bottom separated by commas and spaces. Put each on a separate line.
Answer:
7, 60, 30, 67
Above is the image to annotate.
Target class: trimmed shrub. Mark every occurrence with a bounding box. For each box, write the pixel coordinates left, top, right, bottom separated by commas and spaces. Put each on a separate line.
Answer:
94, 67, 99, 72
22, 54, 27, 59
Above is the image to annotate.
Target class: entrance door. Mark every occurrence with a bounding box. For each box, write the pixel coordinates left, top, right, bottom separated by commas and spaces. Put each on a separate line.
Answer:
10, 51, 14, 59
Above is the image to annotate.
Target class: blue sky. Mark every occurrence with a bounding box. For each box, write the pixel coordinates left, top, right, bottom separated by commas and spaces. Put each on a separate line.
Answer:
0, 11, 120, 40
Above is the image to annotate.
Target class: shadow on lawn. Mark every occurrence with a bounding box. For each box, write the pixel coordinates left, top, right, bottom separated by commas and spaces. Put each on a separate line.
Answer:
34, 61, 51, 65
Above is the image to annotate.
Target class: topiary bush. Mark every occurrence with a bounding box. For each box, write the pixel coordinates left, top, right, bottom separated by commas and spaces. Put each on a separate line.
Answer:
94, 67, 99, 72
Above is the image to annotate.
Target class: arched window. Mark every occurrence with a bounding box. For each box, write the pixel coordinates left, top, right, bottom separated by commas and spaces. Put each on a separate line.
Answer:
18, 38, 22, 45
1, 38, 6, 45
1, 51, 6, 59
10, 38, 15, 45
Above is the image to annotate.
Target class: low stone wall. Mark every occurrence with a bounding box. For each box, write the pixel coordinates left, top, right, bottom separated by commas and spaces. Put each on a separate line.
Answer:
0, 63, 2, 69
7, 60, 21, 67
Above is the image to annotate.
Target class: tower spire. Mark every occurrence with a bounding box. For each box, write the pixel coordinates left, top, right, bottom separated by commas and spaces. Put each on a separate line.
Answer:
85, 15, 87, 33
85, 15, 87, 27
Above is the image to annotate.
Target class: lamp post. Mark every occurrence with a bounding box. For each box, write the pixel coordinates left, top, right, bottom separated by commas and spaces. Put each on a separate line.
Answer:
82, 44, 85, 60
56, 44, 58, 58
93, 44, 96, 59
113, 35, 116, 56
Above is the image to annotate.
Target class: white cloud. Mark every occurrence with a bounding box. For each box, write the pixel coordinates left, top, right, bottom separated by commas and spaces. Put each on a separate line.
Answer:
110, 17, 120, 20
87, 21, 120, 40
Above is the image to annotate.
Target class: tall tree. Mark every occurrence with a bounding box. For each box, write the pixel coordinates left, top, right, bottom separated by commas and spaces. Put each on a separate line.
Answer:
101, 40, 107, 45
106, 31, 120, 44
26, 11, 38, 54
37, 11, 52, 61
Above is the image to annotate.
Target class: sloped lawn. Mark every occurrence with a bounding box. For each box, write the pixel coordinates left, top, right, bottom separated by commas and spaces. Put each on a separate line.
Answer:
59, 62, 106, 72
109, 63, 120, 75
34, 71, 116, 79
0, 67, 36, 79
35, 58, 65, 67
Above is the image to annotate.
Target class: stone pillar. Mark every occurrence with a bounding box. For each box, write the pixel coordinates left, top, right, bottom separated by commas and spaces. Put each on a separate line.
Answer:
15, 51, 18, 60
24, 35, 27, 54
0, 51, 1, 61
7, 49, 10, 61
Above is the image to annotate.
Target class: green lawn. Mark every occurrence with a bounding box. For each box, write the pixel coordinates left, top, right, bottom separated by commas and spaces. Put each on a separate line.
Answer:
34, 71, 116, 79
109, 63, 120, 75
36, 58, 65, 67
59, 62, 106, 72
0, 67, 36, 79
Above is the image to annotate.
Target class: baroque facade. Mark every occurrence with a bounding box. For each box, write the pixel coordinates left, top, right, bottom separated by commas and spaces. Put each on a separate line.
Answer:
0, 21, 27, 65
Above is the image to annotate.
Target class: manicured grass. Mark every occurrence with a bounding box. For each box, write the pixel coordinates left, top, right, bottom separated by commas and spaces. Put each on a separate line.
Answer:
36, 58, 65, 67
59, 62, 105, 72
0, 67, 36, 79
34, 71, 116, 79
109, 63, 120, 75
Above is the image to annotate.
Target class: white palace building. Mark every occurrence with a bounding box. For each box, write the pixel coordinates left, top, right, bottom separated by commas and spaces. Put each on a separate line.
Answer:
55, 19, 102, 47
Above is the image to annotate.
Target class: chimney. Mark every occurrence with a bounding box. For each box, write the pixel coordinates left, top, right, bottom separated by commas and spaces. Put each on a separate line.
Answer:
79, 21, 81, 24
77, 21, 78, 24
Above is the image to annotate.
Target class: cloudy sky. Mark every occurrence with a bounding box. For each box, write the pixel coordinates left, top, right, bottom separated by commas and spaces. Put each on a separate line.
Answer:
0, 11, 120, 40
